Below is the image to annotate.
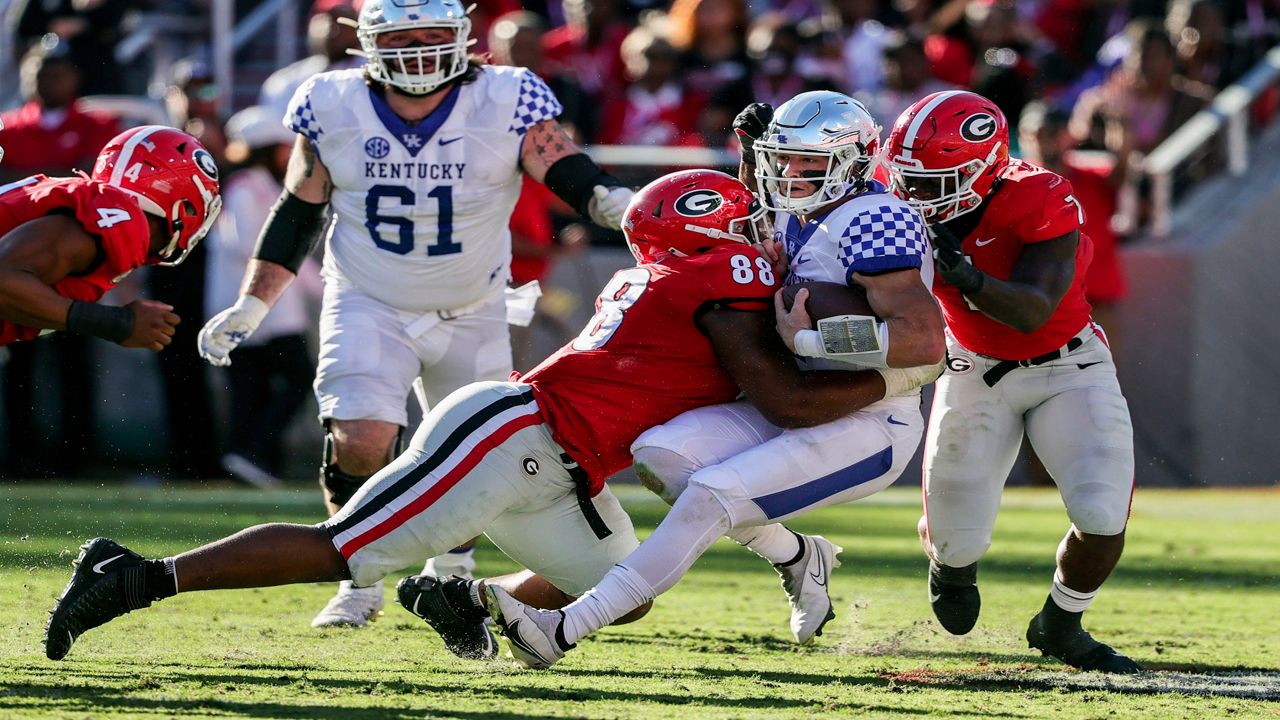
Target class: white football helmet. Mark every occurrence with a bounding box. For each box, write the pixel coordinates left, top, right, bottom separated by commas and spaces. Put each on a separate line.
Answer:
356, 0, 472, 96
753, 91, 882, 216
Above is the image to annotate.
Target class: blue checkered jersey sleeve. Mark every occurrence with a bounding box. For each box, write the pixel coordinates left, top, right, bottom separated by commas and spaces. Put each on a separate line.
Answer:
507, 69, 564, 135
284, 76, 324, 144
837, 203, 928, 282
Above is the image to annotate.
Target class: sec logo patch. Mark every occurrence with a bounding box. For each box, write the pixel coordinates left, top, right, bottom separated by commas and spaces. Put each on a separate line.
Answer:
365, 137, 391, 159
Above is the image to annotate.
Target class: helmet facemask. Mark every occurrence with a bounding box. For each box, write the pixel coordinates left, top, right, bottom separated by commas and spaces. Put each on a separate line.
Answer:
887, 143, 1001, 222
754, 138, 880, 216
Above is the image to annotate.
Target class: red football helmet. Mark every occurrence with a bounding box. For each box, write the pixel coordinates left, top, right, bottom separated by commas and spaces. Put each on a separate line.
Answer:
622, 169, 769, 264
91, 125, 223, 266
884, 91, 1009, 222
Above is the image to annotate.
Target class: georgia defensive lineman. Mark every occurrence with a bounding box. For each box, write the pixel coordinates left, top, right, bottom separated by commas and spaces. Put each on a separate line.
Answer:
0, 126, 221, 349
194, 0, 636, 626
43, 170, 898, 663
485, 92, 947, 669
884, 90, 1140, 673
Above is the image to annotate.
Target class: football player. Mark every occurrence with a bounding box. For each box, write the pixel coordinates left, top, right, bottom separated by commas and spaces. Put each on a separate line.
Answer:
194, 0, 635, 627
0, 126, 221, 349
486, 91, 947, 669
884, 90, 1140, 673
43, 169, 920, 663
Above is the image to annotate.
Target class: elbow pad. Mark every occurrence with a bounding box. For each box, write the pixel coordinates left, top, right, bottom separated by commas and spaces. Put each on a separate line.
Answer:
252, 192, 329, 273
543, 153, 621, 218
793, 314, 890, 368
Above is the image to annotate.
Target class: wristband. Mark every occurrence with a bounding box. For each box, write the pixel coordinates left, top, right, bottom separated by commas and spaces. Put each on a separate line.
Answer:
66, 301, 133, 343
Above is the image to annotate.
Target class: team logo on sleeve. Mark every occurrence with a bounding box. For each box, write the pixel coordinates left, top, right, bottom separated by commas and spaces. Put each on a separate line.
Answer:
959, 113, 997, 143
364, 137, 391, 159
673, 189, 724, 217
193, 149, 219, 180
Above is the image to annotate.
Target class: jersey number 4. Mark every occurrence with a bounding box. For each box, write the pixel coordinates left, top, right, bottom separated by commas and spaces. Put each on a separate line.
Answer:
365, 184, 461, 256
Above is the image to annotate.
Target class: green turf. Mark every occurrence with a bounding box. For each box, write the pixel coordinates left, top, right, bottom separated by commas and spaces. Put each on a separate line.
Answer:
1, 484, 1277, 719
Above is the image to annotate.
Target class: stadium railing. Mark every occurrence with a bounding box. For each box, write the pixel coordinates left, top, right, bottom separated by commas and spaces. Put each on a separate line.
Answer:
1144, 44, 1280, 237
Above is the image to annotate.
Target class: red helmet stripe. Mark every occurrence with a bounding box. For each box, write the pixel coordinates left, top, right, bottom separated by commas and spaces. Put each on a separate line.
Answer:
899, 90, 967, 159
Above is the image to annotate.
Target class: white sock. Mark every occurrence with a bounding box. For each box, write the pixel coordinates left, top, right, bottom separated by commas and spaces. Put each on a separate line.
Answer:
1050, 570, 1098, 613
561, 485, 731, 644
728, 524, 802, 565
561, 564, 655, 645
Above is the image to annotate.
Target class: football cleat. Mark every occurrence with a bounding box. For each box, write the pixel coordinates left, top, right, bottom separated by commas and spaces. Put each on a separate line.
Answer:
45, 537, 151, 660
1027, 608, 1143, 674
485, 585, 574, 670
928, 561, 981, 635
396, 575, 497, 660
775, 534, 842, 644
311, 580, 384, 628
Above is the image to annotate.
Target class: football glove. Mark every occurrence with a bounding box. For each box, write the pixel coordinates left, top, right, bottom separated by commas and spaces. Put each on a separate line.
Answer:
197, 295, 270, 367
732, 102, 774, 160
589, 185, 633, 230
927, 222, 985, 295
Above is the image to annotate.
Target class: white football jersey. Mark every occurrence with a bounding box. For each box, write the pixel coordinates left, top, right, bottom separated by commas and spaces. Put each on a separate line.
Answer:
774, 180, 933, 372
285, 66, 563, 313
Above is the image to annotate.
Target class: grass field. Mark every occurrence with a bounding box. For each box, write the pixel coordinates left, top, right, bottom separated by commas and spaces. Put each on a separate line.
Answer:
1, 483, 1277, 719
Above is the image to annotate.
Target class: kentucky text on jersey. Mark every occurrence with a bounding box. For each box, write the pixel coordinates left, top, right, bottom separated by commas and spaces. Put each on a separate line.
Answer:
363, 161, 466, 181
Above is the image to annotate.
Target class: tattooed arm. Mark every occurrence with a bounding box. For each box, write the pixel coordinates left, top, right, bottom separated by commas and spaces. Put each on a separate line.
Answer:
240, 136, 333, 304
518, 119, 586, 182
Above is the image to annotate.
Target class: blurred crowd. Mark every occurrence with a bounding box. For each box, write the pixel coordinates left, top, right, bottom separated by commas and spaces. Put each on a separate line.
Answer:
1, 0, 1278, 481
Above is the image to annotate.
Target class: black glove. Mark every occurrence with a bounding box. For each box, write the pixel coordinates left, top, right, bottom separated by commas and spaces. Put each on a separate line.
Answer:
927, 222, 985, 295
732, 102, 774, 160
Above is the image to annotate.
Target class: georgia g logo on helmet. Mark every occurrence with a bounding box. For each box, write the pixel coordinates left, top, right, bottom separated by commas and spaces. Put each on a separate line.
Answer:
959, 113, 997, 143
673, 189, 724, 217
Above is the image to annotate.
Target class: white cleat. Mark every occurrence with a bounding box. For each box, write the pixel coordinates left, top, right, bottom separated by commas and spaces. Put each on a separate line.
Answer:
485, 585, 574, 669
775, 534, 842, 644
311, 580, 384, 628
422, 549, 476, 581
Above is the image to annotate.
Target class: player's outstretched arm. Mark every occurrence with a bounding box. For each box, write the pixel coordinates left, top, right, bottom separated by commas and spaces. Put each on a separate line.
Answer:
519, 119, 632, 229
200, 136, 331, 367
852, 269, 947, 368
702, 307, 887, 428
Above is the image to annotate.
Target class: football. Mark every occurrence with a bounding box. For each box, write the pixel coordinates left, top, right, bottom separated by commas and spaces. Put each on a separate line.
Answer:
780, 281, 877, 327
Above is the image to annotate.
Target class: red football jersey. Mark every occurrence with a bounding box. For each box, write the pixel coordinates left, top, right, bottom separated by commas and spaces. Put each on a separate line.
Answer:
0, 175, 153, 345
523, 245, 778, 493
934, 158, 1094, 360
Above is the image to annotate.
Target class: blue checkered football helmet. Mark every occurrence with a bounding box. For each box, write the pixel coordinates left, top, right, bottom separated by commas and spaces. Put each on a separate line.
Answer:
753, 91, 882, 216
357, 0, 472, 95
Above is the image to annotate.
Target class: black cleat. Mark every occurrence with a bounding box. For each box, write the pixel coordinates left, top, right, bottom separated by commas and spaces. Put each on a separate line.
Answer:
1026, 608, 1143, 674
396, 574, 497, 660
928, 561, 980, 635
45, 538, 151, 660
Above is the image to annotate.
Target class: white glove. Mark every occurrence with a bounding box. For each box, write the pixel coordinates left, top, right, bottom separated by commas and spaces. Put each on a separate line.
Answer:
198, 295, 270, 367
588, 184, 633, 230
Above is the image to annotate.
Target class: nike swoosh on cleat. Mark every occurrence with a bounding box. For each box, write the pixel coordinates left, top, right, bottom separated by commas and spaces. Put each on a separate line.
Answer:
505, 619, 549, 665
92, 554, 124, 574
412, 595, 423, 618
928, 592, 942, 604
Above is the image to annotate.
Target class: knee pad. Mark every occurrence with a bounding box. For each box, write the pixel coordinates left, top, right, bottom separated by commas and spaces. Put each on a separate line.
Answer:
1063, 482, 1128, 536
932, 539, 990, 570
632, 446, 699, 505
320, 427, 371, 507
